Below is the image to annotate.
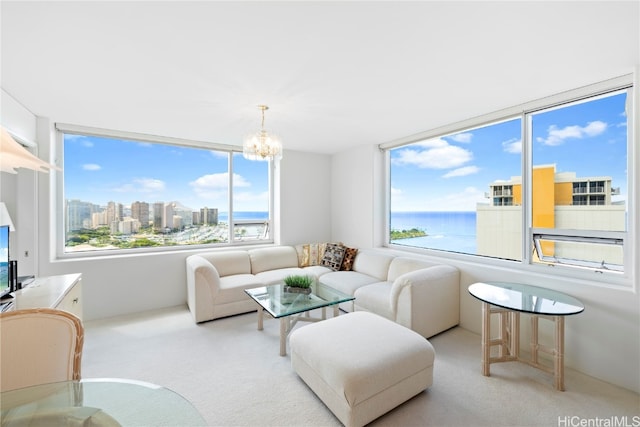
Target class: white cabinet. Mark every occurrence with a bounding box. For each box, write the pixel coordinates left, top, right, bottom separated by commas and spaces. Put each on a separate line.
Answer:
12, 274, 83, 320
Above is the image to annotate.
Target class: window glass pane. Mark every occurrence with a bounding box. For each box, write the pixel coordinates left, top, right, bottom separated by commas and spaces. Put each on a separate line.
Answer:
389, 118, 522, 260
63, 133, 256, 253
231, 153, 270, 241
530, 91, 627, 269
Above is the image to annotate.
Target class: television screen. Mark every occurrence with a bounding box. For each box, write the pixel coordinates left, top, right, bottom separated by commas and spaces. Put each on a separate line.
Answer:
0, 225, 10, 298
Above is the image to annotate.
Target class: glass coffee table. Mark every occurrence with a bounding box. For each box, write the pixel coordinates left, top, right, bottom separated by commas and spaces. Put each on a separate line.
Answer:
245, 282, 354, 356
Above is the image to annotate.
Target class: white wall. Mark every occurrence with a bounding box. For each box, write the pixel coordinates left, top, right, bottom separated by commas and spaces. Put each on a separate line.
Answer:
278, 149, 332, 246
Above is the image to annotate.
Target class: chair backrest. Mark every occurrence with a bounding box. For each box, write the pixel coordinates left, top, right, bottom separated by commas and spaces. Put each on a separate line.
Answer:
0, 308, 84, 392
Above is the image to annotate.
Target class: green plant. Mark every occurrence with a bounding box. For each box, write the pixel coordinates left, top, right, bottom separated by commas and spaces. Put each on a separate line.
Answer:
283, 275, 314, 289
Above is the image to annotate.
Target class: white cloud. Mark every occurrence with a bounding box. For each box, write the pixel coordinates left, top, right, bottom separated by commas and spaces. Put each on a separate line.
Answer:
134, 178, 165, 192
442, 166, 480, 178
188, 173, 251, 200
449, 132, 473, 143
112, 178, 165, 193
391, 187, 403, 196
537, 120, 607, 146
82, 163, 101, 171
502, 138, 522, 154
398, 187, 486, 211
190, 173, 250, 190
394, 138, 473, 169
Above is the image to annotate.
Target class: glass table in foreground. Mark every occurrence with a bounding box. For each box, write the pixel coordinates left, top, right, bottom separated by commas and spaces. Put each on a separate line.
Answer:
0, 378, 207, 426
468, 282, 584, 391
245, 282, 354, 356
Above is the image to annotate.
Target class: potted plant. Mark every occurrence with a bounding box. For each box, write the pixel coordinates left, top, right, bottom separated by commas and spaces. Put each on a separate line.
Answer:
283, 275, 314, 295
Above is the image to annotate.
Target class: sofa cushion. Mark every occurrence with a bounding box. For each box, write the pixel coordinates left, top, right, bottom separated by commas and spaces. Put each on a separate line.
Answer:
354, 282, 394, 321
254, 267, 308, 285
321, 243, 346, 271
217, 274, 264, 304
320, 271, 380, 297
387, 257, 437, 281
301, 265, 333, 277
249, 246, 299, 274
352, 251, 396, 281
340, 247, 358, 271
198, 251, 252, 277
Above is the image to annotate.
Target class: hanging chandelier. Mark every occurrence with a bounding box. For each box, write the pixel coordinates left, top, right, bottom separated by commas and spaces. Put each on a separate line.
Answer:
243, 105, 282, 161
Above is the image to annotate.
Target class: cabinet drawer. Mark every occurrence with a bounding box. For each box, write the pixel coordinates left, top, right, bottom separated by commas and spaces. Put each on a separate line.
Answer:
57, 279, 83, 320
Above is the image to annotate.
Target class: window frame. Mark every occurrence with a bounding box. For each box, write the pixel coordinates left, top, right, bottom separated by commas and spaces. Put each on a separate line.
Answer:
381, 74, 635, 288
54, 123, 276, 258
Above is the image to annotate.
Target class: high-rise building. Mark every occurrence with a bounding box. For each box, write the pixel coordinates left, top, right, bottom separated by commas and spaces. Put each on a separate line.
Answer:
477, 164, 624, 261
131, 201, 150, 228
153, 202, 164, 230
200, 207, 218, 225
66, 199, 100, 232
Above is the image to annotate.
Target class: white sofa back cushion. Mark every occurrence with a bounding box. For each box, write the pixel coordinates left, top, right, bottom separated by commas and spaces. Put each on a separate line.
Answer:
249, 246, 299, 274
352, 251, 396, 281
387, 257, 439, 281
198, 251, 251, 277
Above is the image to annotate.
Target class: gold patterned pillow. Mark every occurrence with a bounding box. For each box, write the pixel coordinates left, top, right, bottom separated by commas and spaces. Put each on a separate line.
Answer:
297, 243, 327, 267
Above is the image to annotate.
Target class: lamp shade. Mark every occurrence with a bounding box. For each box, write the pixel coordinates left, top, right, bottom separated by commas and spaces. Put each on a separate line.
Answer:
0, 126, 61, 174
0, 202, 15, 231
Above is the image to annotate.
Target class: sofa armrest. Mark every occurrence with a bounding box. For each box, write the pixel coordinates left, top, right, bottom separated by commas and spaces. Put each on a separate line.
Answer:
186, 255, 222, 323
390, 265, 460, 338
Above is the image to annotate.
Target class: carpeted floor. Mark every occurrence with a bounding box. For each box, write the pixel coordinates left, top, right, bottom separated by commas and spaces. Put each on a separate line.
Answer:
82, 305, 639, 427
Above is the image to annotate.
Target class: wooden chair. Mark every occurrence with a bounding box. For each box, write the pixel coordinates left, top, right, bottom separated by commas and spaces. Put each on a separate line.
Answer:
0, 308, 84, 392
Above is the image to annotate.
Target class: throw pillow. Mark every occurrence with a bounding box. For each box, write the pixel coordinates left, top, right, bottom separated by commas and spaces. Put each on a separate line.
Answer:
295, 244, 307, 267
340, 246, 358, 271
298, 243, 328, 267
321, 243, 346, 271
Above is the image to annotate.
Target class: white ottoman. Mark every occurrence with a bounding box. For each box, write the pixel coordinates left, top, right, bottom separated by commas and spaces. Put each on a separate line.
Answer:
289, 311, 435, 427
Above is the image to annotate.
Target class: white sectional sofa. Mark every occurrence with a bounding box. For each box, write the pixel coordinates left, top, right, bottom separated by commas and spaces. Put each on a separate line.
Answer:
185, 245, 460, 337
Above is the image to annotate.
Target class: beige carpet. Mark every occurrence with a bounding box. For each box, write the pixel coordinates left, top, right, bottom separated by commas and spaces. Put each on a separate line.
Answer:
82, 305, 639, 427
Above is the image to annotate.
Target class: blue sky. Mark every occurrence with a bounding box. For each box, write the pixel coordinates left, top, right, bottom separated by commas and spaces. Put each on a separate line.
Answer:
1, 225, 8, 263
64, 136, 269, 212
390, 90, 628, 211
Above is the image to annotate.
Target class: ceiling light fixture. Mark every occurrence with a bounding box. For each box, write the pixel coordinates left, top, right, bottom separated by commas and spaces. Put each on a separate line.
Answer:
243, 105, 282, 161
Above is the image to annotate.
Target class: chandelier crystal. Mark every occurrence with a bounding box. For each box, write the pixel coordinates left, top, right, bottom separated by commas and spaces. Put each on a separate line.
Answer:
243, 105, 282, 161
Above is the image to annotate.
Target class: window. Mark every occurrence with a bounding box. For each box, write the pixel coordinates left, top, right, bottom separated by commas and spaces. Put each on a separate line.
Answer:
58, 125, 273, 255
529, 90, 628, 272
386, 77, 632, 277
388, 117, 522, 260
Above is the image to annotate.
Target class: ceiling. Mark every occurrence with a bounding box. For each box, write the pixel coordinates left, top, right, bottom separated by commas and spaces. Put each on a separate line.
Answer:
1, 1, 638, 155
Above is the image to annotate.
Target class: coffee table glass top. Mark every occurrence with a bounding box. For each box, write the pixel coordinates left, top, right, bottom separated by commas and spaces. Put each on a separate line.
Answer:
468, 281, 584, 316
1, 378, 207, 426
245, 282, 354, 318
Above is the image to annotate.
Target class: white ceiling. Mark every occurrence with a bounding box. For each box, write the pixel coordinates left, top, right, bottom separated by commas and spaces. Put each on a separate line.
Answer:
1, 1, 638, 155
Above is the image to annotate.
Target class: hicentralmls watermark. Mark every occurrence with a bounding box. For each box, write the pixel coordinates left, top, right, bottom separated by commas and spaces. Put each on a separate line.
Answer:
558, 416, 640, 427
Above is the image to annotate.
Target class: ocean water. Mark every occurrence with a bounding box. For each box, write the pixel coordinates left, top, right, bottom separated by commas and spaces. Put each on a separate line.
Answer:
218, 212, 269, 222
390, 211, 477, 254
218, 211, 478, 254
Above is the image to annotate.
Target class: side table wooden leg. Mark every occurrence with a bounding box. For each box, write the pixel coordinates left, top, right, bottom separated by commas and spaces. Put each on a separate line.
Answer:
510, 311, 520, 359
555, 316, 565, 391
481, 302, 491, 376
531, 315, 539, 365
